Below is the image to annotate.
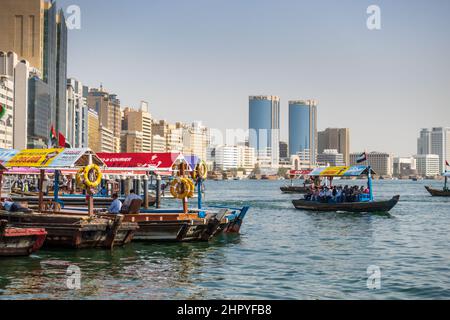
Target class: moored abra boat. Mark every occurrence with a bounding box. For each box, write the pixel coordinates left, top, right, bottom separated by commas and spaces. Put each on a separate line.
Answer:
425, 171, 450, 197
0, 220, 47, 256
280, 170, 313, 194
292, 165, 400, 213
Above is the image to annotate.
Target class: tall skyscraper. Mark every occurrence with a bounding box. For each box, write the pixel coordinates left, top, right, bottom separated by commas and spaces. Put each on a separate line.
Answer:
87, 87, 122, 153
288, 100, 317, 165
248, 95, 280, 168
66, 78, 88, 148
122, 105, 153, 152
417, 127, 450, 174
0, 0, 68, 147
318, 128, 350, 166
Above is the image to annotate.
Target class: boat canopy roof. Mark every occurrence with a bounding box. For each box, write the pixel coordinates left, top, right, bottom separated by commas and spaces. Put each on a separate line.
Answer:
4, 148, 104, 169
443, 172, 450, 177
184, 154, 201, 171
308, 165, 377, 177
288, 170, 313, 176
97, 152, 186, 173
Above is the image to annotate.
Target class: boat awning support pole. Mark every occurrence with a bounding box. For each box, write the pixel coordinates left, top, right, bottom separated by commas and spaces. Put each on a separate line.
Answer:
0, 170, 3, 201
38, 169, 45, 212
445, 171, 448, 190
180, 163, 188, 214
143, 174, 149, 209
197, 178, 203, 210
156, 175, 161, 209
368, 166, 374, 202
87, 154, 94, 216
54, 170, 60, 204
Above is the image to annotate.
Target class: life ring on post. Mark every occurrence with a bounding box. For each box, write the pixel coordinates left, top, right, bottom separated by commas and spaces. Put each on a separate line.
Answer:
186, 178, 195, 198
75, 168, 86, 189
170, 178, 190, 199
83, 164, 103, 189
192, 161, 208, 180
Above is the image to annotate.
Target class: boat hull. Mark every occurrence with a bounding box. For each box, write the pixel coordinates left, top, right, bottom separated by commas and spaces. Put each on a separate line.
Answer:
0, 221, 47, 256
292, 196, 400, 213
425, 186, 450, 197
0, 211, 138, 249
280, 186, 310, 194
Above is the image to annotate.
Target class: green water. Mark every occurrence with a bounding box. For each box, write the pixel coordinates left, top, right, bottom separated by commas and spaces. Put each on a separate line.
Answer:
0, 180, 449, 299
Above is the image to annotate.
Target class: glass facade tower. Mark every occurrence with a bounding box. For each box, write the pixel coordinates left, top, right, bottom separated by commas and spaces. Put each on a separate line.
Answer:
289, 100, 318, 165
248, 96, 280, 168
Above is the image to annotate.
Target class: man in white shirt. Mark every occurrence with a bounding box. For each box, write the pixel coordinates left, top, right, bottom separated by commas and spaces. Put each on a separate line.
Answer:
122, 189, 142, 211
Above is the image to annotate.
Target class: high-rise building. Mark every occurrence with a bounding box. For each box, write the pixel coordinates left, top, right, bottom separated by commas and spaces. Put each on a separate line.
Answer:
393, 157, 417, 177
237, 144, 256, 171
350, 151, 393, 176
152, 120, 184, 153
122, 105, 152, 152
87, 109, 100, 152
279, 141, 288, 160
417, 128, 431, 155
249, 95, 280, 168
87, 87, 121, 152
417, 127, 450, 174
317, 149, 345, 167
414, 154, 440, 177
151, 134, 166, 153
120, 130, 143, 153
289, 100, 317, 166
182, 121, 208, 160
66, 78, 88, 148
0, 0, 68, 145
27, 76, 51, 148
318, 128, 350, 165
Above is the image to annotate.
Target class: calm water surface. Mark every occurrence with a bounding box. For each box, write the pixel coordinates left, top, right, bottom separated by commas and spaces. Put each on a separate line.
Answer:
1, 180, 449, 300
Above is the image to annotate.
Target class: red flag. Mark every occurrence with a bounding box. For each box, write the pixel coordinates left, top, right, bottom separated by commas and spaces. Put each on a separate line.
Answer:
446, 160, 449, 167
58, 132, 66, 148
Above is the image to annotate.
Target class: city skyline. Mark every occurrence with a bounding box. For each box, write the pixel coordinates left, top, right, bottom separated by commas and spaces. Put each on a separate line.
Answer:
55, 0, 450, 156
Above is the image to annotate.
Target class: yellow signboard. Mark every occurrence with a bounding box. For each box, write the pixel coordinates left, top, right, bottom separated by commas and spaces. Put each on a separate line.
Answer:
319, 166, 349, 177
5, 149, 64, 168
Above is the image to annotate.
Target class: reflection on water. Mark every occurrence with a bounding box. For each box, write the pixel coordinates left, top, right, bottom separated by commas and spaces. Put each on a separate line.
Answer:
1, 180, 450, 299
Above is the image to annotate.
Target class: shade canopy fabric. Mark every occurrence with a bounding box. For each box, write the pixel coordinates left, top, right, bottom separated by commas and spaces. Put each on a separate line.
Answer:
97, 152, 185, 172
308, 166, 377, 177
5, 148, 104, 169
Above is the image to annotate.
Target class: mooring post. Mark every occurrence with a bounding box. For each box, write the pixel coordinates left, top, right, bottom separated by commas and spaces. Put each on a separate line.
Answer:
143, 174, 149, 209
156, 174, 161, 209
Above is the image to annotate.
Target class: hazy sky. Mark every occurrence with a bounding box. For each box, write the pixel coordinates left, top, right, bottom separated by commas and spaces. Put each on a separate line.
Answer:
58, 0, 450, 156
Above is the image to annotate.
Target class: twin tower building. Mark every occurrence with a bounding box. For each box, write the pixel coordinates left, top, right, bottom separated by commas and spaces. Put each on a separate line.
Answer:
249, 96, 317, 169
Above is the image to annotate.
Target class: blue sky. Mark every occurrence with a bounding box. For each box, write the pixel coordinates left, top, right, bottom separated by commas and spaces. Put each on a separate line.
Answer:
58, 0, 450, 156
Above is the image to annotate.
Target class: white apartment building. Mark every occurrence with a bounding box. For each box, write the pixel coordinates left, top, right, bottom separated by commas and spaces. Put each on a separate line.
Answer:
182, 121, 208, 160
393, 157, 417, 177
414, 154, 440, 177
152, 134, 166, 153
417, 127, 450, 174
67, 78, 88, 148
350, 151, 393, 176
237, 145, 256, 171
317, 149, 345, 167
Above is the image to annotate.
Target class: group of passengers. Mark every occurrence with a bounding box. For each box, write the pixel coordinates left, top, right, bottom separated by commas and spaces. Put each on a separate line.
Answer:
304, 185, 370, 203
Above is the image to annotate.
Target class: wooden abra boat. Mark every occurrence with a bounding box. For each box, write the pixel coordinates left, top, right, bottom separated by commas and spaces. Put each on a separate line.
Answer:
293, 195, 400, 213
0, 220, 47, 256
280, 185, 310, 194
425, 171, 450, 197
0, 211, 137, 249
425, 186, 450, 197
292, 165, 400, 213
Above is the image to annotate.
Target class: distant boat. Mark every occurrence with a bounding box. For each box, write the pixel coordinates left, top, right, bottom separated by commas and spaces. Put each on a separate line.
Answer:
425, 172, 449, 197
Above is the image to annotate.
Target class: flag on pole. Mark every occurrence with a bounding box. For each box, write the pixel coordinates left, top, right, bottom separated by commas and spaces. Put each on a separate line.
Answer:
58, 132, 66, 148
49, 125, 57, 148
446, 160, 449, 167
356, 152, 367, 164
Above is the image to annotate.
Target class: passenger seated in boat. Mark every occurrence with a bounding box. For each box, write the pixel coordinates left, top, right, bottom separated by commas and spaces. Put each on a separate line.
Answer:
122, 190, 141, 212
108, 194, 122, 214
0, 199, 32, 213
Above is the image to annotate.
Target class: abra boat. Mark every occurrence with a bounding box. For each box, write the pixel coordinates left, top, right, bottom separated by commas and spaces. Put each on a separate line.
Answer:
0, 220, 47, 256
425, 171, 450, 197
0, 148, 138, 249
292, 165, 400, 213
280, 170, 314, 194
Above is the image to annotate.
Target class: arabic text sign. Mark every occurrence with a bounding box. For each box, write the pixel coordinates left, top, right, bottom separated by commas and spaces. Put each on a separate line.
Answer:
6, 149, 64, 168
319, 166, 349, 177
48, 149, 87, 168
